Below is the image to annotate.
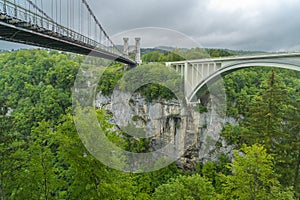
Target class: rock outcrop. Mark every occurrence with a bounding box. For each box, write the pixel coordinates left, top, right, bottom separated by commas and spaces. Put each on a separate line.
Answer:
95, 90, 236, 170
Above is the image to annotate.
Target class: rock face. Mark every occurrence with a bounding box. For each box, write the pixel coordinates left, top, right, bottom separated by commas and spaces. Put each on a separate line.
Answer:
95, 90, 235, 170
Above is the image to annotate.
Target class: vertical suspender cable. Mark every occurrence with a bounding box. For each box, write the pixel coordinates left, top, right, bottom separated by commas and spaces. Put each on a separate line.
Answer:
94, 17, 96, 42
28, 0, 31, 22
72, 0, 74, 30
69, 0, 71, 29
72, 0, 75, 30
56, 0, 58, 31
41, 0, 43, 27
70, 0, 72, 29
26, 0, 53, 20
56, 0, 57, 24
82, 0, 84, 40
59, 0, 61, 26
3, 0, 6, 13
34, 0, 37, 24
51, 0, 53, 20
24, 0, 27, 20
51, 0, 54, 30
67, 0, 69, 29
88, 8, 90, 39
81, 0, 120, 53
13, 0, 17, 17
79, 0, 81, 35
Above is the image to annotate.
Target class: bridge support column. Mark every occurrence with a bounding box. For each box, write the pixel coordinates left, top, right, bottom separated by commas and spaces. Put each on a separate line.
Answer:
123, 37, 129, 56
196, 64, 200, 82
135, 37, 142, 64
201, 64, 204, 79
184, 61, 189, 97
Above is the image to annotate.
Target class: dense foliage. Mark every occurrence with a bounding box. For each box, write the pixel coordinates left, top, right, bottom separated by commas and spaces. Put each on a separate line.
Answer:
0, 49, 299, 199
220, 67, 300, 197
142, 48, 233, 62
98, 63, 182, 101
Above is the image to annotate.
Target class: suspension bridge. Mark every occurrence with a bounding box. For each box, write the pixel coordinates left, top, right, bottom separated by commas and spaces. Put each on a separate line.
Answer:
0, 0, 136, 65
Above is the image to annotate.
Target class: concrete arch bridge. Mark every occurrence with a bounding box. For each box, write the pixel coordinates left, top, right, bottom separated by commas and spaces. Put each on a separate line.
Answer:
166, 53, 300, 103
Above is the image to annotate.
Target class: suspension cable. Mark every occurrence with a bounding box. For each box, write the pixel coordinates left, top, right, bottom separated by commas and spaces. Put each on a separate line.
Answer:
25, 0, 53, 21
81, 0, 117, 48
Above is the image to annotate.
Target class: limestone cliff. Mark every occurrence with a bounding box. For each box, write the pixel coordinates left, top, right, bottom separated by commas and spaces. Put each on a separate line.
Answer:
95, 90, 236, 170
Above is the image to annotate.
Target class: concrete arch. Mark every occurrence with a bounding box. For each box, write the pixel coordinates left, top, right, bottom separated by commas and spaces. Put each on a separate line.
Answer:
188, 59, 300, 102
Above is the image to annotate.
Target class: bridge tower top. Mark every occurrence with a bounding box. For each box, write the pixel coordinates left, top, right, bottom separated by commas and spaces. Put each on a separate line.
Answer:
122, 37, 142, 65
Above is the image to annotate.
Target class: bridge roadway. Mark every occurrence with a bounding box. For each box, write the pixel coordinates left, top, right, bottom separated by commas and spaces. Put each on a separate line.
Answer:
166, 52, 300, 102
0, 1, 136, 66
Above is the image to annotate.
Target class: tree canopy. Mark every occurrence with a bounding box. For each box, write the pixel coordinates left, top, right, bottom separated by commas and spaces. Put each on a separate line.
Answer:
0, 49, 298, 199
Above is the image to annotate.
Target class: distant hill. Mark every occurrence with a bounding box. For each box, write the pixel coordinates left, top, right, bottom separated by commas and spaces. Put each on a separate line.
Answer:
116, 44, 270, 57
141, 48, 169, 55
141, 47, 267, 56
225, 49, 267, 55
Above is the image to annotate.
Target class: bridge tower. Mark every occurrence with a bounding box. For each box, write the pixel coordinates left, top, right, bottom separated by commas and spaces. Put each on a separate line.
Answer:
135, 37, 142, 65
123, 37, 129, 56
122, 37, 142, 65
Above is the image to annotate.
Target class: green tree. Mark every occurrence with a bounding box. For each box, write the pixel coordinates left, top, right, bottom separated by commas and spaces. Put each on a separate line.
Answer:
16, 121, 62, 200
0, 99, 27, 199
221, 144, 294, 200
55, 113, 133, 199
202, 161, 216, 183
285, 98, 300, 197
242, 69, 299, 190
243, 70, 288, 149
152, 174, 216, 200
142, 52, 164, 62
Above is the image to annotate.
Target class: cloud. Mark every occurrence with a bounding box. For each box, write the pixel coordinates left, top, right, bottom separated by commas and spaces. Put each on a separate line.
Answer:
110, 27, 201, 48
91, 0, 300, 51
1, 0, 300, 51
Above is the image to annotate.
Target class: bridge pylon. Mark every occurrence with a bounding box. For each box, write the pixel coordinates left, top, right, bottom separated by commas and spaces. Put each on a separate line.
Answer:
123, 37, 129, 56
135, 37, 142, 65
122, 37, 142, 65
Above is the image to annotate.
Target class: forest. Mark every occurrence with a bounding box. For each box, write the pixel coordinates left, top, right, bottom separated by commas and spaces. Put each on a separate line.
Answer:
0, 49, 299, 199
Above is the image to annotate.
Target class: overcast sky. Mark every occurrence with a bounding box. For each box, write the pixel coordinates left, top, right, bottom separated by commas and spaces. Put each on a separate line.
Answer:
1, 0, 300, 51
